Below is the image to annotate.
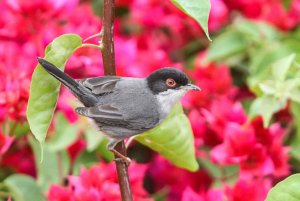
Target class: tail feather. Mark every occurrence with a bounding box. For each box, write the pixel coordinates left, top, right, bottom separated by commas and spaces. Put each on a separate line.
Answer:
37, 58, 98, 106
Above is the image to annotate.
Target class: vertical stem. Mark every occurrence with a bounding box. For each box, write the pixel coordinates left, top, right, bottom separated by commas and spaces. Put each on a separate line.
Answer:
102, 0, 116, 75
101, 0, 133, 200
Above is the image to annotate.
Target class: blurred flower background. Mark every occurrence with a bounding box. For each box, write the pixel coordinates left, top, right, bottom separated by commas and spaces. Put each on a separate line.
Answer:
1, 0, 300, 200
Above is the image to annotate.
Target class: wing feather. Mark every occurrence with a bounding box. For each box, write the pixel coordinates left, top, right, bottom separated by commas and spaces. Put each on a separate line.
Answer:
78, 76, 120, 95
75, 105, 123, 119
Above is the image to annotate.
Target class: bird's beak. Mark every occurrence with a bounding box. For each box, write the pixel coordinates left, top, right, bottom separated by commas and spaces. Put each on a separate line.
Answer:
183, 84, 201, 91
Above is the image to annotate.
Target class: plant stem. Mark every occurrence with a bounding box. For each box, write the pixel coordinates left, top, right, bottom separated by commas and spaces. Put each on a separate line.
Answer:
102, 0, 116, 76
100, 0, 133, 200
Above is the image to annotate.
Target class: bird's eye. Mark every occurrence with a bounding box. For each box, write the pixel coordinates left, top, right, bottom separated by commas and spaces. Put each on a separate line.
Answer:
166, 78, 176, 87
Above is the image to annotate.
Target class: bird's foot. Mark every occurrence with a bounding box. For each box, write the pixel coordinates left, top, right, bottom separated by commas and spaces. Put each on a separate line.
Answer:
109, 148, 131, 166
114, 157, 131, 167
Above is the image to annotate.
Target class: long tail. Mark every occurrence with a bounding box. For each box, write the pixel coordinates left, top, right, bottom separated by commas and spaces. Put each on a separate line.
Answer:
37, 58, 98, 107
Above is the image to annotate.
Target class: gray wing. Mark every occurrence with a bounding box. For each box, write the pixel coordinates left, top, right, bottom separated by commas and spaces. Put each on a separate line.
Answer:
75, 105, 157, 131
78, 76, 121, 95
75, 104, 122, 120
75, 104, 156, 130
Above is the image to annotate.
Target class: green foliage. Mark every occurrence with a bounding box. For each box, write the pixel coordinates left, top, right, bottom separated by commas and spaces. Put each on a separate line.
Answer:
84, 128, 105, 152
29, 136, 70, 192
198, 156, 239, 187
206, 19, 280, 64
290, 102, 300, 162
136, 104, 199, 172
46, 112, 79, 152
207, 18, 300, 127
249, 54, 300, 127
171, 0, 211, 40
266, 174, 300, 201
27, 34, 82, 144
73, 151, 99, 175
249, 96, 283, 128
206, 29, 249, 62
4, 175, 46, 201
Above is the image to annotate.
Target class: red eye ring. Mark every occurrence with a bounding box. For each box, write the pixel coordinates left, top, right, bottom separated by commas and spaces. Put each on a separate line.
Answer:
166, 78, 176, 87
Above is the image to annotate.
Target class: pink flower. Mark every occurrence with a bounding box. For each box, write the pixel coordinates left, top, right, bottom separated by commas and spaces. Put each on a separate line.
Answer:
189, 99, 247, 147
252, 119, 290, 176
181, 187, 204, 201
0, 42, 36, 122
47, 186, 72, 201
147, 156, 212, 201
225, 178, 271, 201
67, 138, 86, 161
1, 141, 36, 176
184, 53, 237, 109
211, 122, 256, 164
223, 0, 300, 30
181, 187, 223, 201
57, 90, 78, 123
1, 0, 79, 42
209, 0, 229, 31
114, 36, 182, 78
240, 144, 275, 177
47, 162, 152, 201
0, 131, 14, 154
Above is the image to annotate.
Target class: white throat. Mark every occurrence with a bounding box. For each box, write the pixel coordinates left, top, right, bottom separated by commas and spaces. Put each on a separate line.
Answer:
156, 88, 187, 120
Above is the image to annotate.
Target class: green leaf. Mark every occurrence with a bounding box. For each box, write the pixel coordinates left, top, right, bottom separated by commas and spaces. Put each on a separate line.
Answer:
248, 52, 298, 95
96, 138, 114, 162
27, 34, 82, 144
73, 151, 99, 175
249, 96, 283, 128
84, 128, 105, 152
29, 136, 70, 192
248, 44, 291, 91
259, 81, 276, 95
46, 112, 79, 152
233, 19, 280, 42
266, 174, 300, 201
135, 104, 199, 172
198, 157, 222, 178
206, 30, 248, 62
272, 54, 295, 81
12, 122, 30, 137
171, 0, 211, 40
4, 174, 46, 201
290, 102, 300, 162
290, 89, 300, 103
198, 156, 239, 187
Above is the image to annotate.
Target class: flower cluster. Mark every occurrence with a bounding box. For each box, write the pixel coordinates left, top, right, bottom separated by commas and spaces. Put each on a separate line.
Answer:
224, 0, 300, 30
47, 162, 152, 201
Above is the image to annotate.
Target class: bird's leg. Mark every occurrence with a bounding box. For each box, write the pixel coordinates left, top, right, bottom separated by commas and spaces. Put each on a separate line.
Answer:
125, 136, 135, 149
107, 139, 131, 166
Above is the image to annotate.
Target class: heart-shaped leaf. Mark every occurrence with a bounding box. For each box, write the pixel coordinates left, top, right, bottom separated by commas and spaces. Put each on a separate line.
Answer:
27, 34, 82, 144
135, 104, 199, 172
171, 0, 211, 40
266, 174, 300, 201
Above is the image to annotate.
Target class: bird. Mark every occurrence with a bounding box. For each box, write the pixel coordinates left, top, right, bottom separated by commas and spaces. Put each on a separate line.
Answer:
37, 58, 200, 164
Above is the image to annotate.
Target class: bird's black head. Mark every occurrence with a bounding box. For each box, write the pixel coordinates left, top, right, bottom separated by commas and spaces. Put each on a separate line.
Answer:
146, 68, 198, 94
